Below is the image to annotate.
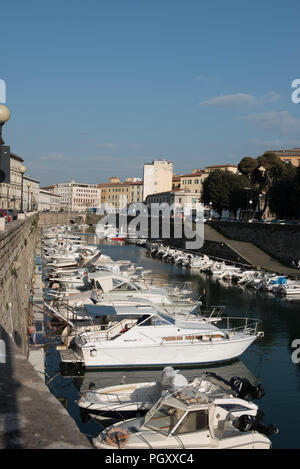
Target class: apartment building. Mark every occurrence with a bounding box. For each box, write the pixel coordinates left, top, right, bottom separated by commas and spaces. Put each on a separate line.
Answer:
143, 159, 173, 201
268, 148, 300, 167
38, 189, 61, 212
54, 181, 101, 212
0, 152, 38, 210
179, 169, 208, 195
145, 189, 201, 217
98, 177, 143, 211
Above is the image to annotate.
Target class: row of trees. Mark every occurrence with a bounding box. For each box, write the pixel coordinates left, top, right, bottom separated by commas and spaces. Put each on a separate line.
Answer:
201, 152, 300, 219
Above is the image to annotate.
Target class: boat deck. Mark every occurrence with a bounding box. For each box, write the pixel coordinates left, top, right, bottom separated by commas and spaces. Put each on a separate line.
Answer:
60, 348, 84, 363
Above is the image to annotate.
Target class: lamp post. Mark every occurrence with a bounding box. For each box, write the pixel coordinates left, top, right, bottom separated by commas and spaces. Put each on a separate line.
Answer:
19, 165, 27, 212
26, 182, 31, 212
209, 201, 212, 219
0, 105, 11, 146
249, 199, 253, 219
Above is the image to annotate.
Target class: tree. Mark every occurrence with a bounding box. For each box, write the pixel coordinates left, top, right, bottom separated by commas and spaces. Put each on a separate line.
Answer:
269, 174, 299, 219
254, 152, 287, 215
201, 170, 251, 217
238, 157, 259, 182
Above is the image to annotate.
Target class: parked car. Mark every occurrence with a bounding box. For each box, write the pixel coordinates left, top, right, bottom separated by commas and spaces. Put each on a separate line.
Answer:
8, 209, 18, 220
0, 209, 12, 222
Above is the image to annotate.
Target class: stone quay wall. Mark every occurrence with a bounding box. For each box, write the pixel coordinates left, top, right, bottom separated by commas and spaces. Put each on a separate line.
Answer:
0, 215, 39, 356
209, 221, 300, 266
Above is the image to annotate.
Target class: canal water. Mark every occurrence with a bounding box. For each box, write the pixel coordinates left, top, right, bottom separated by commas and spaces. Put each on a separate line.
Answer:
44, 235, 300, 449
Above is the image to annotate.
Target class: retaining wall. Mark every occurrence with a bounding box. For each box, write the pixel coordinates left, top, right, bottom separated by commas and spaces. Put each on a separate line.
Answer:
0, 215, 39, 355
209, 221, 300, 266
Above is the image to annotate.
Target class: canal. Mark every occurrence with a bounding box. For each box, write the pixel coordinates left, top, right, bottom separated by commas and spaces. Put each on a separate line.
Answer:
44, 235, 300, 449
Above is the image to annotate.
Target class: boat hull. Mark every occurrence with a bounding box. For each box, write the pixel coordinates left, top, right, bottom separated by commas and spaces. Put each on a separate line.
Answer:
78, 336, 257, 369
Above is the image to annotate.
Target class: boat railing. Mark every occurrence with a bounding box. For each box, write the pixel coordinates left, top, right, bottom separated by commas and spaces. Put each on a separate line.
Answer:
219, 317, 263, 336
141, 277, 193, 291
160, 317, 262, 345
83, 318, 138, 344
198, 305, 225, 319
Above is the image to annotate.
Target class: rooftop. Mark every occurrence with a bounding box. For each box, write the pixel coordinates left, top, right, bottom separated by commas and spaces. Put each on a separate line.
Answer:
205, 164, 237, 169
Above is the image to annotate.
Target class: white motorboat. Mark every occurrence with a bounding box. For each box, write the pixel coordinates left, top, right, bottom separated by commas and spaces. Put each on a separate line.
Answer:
276, 283, 300, 295
92, 378, 277, 449
60, 305, 263, 369
77, 367, 263, 421
57, 271, 198, 309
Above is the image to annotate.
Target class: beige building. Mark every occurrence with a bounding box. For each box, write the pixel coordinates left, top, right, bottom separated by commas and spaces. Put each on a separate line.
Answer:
54, 181, 101, 212
205, 164, 238, 174
267, 148, 300, 167
99, 177, 143, 211
179, 170, 208, 195
0, 152, 41, 211
143, 159, 173, 201
145, 189, 201, 217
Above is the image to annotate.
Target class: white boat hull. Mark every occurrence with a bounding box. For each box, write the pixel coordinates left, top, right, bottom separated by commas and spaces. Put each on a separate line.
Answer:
78, 335, 257, 369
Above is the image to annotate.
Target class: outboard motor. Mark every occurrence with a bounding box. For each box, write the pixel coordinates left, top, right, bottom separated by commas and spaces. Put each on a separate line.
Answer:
230, 376, 265, 400
234, 414, 279, 437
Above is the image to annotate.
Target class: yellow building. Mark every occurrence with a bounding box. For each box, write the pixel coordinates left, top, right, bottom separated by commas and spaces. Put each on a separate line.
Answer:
179, 170, 208, 195
204, 164, 238, 173
98, 177, 143, 211
268, 148, 300, 167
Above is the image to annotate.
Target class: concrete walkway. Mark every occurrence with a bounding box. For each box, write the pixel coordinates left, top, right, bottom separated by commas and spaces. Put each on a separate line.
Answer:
204, 224, 300, 277
0, 231, 91, 449
28, 241, 45, 379
0, 327, 91, 449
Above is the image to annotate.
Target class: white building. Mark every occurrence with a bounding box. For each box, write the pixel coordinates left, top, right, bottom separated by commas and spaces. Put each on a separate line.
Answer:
146, 189, 202, 217
54, 181, 101, 212
143, 159, 173, 201
0, 152, 41, 211
23, 175, 40, 212
38, 189, 61, 212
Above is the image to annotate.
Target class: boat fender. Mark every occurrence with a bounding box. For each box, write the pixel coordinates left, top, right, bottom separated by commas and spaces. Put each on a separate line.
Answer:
106, 427, 129, 448
90, 349, 97, 357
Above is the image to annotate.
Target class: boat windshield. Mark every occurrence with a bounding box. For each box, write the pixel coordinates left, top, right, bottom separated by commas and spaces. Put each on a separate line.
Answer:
112, 279, 137, 291
144, 404, 185, 435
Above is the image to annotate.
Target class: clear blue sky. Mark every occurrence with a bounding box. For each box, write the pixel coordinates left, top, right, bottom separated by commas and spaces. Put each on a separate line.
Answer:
1, 0, 300, 185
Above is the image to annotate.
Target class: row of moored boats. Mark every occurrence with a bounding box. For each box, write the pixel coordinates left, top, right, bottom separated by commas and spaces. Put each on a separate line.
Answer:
146, 243, 300, 296
41, 225, 278, 449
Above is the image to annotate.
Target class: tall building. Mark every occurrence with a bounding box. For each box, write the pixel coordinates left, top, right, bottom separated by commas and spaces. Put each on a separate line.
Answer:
143, 159, 173, 201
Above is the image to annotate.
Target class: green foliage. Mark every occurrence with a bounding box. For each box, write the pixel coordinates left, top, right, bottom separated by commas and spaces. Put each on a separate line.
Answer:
269, 173, 300, 219
201, 170, 253, 217
238, 157, 259, 181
